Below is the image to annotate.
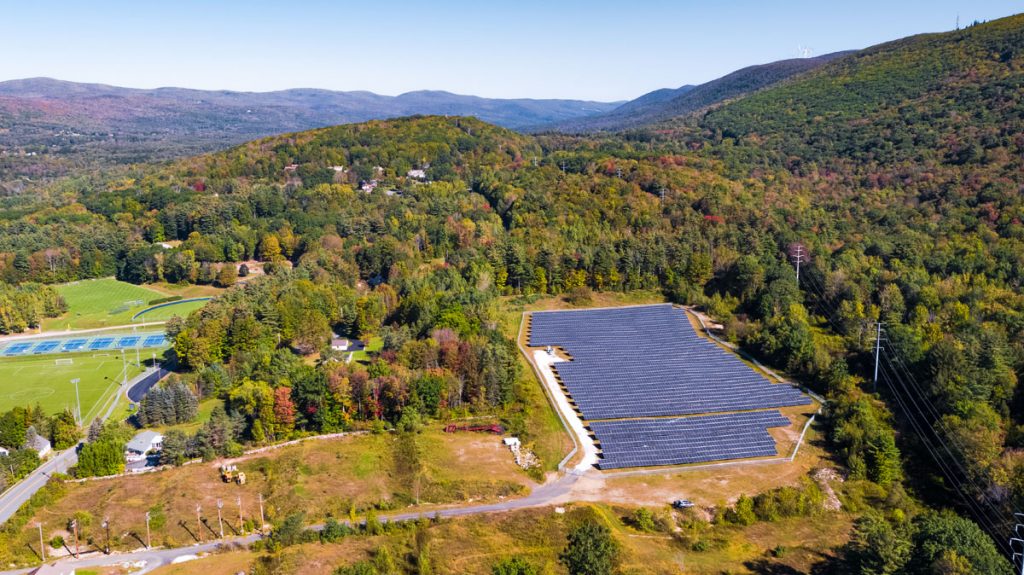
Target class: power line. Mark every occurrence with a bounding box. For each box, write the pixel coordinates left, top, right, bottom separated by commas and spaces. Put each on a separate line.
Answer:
794, 265, 1013, 547
877, 358, 1012, 551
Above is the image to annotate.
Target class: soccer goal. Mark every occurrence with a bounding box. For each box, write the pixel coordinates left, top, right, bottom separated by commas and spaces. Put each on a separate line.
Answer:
55, 358, 74, 366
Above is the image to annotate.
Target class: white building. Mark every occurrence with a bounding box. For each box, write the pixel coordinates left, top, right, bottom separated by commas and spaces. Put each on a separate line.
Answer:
125, 430, 164, 463
407, 169, 427, 179
25, 430, 51, 458
0, 446, 9, 457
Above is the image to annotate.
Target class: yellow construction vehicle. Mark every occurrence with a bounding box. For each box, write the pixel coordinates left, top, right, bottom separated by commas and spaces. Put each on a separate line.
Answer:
219, 464, 244, 484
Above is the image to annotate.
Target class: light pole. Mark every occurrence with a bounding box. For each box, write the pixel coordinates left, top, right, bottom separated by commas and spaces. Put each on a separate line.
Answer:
145, 511, 151, 548
37, 522, 45, 561
71, 378, 81, 425
196, 504, 202, 542
237, 496, 243, 533
121, 349, 128, 387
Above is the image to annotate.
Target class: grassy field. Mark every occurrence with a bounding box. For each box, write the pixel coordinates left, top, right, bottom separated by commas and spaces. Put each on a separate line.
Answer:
43, 278, 165, 330
149, 503, 853, 575
131, 298, 210, 322
41, 278, 216, 331
0, 352, 145, 418
7, 429, 532, 563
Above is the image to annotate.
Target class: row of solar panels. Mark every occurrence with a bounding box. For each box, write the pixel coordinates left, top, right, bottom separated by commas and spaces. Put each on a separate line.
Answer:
530, 306, 810, 421
592, 410, 791, 469
1, 333, 168, 357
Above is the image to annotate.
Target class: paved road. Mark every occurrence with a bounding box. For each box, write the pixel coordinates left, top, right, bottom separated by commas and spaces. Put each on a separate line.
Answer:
0, 446, 78, 525
0, 366, 170, 526
0, 472, 583, 574
126, 366, 171, 403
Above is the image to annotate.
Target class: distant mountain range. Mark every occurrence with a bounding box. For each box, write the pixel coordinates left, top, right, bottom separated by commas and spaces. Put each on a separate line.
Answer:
0, 50, 856, 184
0, 78, 620, 182
535, 51, 854, 133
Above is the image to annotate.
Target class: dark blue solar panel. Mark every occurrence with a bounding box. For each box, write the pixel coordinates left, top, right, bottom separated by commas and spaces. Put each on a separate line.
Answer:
141, 335, 166, 347
592, 411, 792, 469
88, 337, 114, 350
529, 305, 810, 420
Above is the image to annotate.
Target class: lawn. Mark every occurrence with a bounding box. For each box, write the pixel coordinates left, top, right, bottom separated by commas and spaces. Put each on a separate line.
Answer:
42, 278, 213, 331
0, 352, 145, 419
349, 336, 383, 363
154, 398, 221, 435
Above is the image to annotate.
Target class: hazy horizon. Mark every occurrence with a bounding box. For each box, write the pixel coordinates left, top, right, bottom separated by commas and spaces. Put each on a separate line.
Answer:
1, 0, 1021, 101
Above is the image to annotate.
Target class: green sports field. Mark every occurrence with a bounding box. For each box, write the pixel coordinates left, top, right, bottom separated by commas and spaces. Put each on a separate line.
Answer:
0, 353, 146, 420
41, 278, 212, 331
43, 278, 165, 330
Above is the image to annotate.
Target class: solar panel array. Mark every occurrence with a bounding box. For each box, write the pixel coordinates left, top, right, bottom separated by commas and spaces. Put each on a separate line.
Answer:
528, 304, 811, 469
0, 332, 169, 357
592, 411, 791, 470
529, 305, 809, 420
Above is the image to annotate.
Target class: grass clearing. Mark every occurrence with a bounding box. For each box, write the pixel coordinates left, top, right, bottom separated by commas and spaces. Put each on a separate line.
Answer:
154, 398, 221, 435
149, 503, 852, 575
9, 429, 532, 564
131, 298, 210, 322
0, 352, 145, 417
349, 336, 383, 363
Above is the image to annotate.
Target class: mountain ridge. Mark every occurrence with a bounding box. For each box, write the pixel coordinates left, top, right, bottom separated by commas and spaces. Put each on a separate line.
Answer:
537, 51, 855, 133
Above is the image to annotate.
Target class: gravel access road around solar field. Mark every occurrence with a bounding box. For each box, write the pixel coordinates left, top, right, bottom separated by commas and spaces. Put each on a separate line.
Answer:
533, 349, 599, 471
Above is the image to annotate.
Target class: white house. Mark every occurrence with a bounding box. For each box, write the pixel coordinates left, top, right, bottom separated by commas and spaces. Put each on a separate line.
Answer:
0, 446, 9, 457
407, 168, 427, 179
125, 430, 164, 463
25, 430, 51, 458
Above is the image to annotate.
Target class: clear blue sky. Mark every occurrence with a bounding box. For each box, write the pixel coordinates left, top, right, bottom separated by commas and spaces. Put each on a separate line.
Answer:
1, 0, 1020, 101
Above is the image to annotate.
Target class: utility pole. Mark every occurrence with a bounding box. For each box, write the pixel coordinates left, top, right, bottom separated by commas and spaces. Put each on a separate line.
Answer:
237, 496, 243, 532
145, 511, 151, 548
792, 244, 804, 286
1011, 512, 1024, 575
196, 504, 202, 542
258, 494, 265, 531
71, 378, 81, 425
102, 517, 110, 554
873, 322, 883, 392
71, 518, 79, 558
38, 522, 45, 561
217, 499, 224, 538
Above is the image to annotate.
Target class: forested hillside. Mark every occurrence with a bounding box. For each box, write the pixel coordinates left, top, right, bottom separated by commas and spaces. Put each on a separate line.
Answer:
0, 78, 617, 188
541, 51, 850, 133
1, 12, 1023, 572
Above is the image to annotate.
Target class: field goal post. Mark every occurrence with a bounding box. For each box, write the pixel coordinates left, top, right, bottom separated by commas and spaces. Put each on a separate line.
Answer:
54, 358, 74, 366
